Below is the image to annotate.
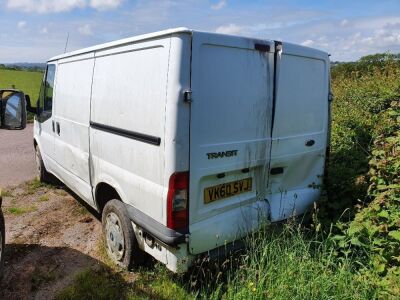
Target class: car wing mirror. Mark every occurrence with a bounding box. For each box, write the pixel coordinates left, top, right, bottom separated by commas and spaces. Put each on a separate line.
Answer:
1, 91, 27, 130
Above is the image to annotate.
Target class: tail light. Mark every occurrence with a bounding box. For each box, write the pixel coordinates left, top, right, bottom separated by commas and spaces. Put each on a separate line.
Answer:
167, 172, 189, 231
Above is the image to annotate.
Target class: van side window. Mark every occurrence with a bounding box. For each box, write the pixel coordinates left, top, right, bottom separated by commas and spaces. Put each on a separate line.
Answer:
38, 64, 56, 122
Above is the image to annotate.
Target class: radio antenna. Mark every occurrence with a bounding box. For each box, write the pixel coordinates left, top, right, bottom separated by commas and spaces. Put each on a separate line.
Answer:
64, 32, 70, 53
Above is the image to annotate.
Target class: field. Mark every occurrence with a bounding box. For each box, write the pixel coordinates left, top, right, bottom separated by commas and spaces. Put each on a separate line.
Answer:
1, 54, 399, 299
0, 68, 43, 105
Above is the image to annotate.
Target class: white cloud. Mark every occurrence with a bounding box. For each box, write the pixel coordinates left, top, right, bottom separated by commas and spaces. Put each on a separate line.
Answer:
5, 0, 121, 13
6, 0, 86, 13
40, 27, 48, 34
211, 0, 226, 10
90, 0, 121, 10
78, 24, 93, 35
215, 23, 243, 35
17, 20, 26, 29
301, 39, 314, 47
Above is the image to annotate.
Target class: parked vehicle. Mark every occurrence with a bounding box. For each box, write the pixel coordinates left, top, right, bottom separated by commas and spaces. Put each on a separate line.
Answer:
31, 28, 331, 273
0, 89, 30, 278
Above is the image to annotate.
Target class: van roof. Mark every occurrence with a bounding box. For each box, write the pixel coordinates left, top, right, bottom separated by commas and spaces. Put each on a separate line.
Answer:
49, 27, 192, 61
49, 27, 329, 62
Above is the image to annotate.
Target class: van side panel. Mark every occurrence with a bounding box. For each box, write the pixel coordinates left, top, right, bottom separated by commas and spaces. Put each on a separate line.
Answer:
53, 54, 95, 204
268, 44, 329, 221
90, 38, 171, 223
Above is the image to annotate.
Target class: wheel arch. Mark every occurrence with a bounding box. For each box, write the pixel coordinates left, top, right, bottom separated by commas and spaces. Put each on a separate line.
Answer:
95, 181, 123, 214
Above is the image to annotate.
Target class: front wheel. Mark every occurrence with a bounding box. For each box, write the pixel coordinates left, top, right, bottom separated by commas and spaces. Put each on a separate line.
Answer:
102, 200, 147, 269
35, 146, 52, 183
0, 209, 5, 279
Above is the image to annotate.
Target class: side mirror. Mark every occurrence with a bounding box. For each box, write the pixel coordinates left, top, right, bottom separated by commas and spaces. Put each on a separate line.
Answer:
0, 91, 27, 130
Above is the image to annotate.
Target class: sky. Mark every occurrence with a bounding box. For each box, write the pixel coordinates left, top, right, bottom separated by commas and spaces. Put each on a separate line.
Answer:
1, 0, 400, 63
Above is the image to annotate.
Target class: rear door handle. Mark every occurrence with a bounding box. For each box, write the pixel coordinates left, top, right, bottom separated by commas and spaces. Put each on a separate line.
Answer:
52, 120, 55, 132
56, 122, 60, 135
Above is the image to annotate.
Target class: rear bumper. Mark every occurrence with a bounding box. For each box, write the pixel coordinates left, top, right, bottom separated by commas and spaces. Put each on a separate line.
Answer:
125, 204, 187, 246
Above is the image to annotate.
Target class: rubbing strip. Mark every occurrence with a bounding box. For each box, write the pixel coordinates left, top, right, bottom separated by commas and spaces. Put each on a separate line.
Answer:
90, 122, 161, 146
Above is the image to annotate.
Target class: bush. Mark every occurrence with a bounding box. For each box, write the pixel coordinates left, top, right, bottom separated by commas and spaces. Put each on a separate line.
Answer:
321, 54, 400, 223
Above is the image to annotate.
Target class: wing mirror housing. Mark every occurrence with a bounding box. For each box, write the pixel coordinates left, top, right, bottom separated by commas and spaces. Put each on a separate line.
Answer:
0, 89, 27, 130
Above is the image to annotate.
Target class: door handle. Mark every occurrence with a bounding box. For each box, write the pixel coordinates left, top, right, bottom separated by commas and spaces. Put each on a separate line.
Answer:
56, 122, 60, 135
52, 120, 55, 132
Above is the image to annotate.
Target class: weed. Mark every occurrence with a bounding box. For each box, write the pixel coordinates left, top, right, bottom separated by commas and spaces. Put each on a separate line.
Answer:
0, 189, 13, 197
7, 205, 37, 215
24, 178, 51, 195
38, 194, 50, 202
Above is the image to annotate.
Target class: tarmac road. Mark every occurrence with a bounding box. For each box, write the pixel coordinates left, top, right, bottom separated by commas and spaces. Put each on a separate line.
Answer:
0, 123, 36, 188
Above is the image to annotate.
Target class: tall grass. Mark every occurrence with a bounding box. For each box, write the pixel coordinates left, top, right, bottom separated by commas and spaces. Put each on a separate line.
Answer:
203, 225, 375, 299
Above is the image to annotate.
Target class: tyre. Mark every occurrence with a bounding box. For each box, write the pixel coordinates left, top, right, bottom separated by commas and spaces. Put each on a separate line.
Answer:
35, 146, 52, 183
102, 200, 147, 269
0, 209, 5, 279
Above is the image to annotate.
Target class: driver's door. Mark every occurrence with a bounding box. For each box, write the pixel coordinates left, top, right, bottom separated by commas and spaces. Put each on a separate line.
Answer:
36, 64, 57, 171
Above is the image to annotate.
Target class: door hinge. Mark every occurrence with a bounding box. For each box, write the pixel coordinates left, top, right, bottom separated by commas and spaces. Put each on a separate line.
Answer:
183, 90, 192, 103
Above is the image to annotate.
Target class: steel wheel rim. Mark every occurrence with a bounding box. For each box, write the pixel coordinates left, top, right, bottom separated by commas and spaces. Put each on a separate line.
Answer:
105, 212, 125, 262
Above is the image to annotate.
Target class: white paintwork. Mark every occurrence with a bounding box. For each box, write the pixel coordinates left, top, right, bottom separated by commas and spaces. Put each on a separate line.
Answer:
53, 54, 95, 203
33, 28, 330, 273
188, 33, 274, 254
267, 42, 329, 221
90, 38, 171, 223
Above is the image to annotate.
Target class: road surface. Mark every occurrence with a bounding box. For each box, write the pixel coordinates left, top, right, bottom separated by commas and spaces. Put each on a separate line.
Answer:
0, 123, 36, 188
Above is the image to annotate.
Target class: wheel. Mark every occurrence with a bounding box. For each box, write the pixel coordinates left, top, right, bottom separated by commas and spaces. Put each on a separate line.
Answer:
0, 209, 5, 279
35, 146, 52, 183
102, 200, 147, 269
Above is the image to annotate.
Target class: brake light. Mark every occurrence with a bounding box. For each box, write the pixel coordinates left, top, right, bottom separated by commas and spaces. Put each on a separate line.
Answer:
167, 172, 189, 231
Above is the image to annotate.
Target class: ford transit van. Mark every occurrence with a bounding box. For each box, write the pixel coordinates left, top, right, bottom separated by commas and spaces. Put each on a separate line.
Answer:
32, 28, 331, 273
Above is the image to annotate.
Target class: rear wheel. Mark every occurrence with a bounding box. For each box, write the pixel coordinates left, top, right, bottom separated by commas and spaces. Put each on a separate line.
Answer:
0, 209, 5, 279
35, 146, 52, 183
102, 200, 147, 269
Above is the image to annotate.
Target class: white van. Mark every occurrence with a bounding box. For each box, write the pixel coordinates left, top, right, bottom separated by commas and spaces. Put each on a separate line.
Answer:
31, 28, 331, 273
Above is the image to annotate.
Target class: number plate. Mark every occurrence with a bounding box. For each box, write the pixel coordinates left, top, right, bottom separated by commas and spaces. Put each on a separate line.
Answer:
204, 177, 253, 204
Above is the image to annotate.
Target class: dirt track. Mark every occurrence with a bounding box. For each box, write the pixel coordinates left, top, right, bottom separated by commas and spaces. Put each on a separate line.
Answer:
0, 181, 105, 300
0, 124, 36, 188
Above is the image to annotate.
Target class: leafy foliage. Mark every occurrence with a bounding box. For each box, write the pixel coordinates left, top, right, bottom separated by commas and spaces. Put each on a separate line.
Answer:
326, 54, 400, 297
321, 53, 400, 222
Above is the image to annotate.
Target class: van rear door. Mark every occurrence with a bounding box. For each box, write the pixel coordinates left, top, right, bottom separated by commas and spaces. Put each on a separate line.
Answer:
268, 43, 330, 222
188, 32, 274, 254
